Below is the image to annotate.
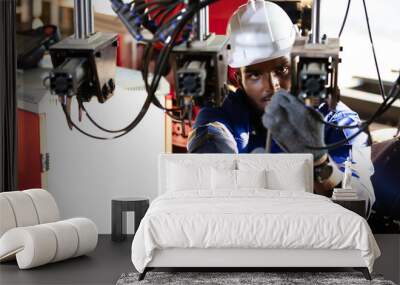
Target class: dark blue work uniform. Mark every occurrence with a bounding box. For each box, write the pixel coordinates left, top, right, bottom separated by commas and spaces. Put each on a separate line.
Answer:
191, 90, 400, 232
193, 89, 368, 167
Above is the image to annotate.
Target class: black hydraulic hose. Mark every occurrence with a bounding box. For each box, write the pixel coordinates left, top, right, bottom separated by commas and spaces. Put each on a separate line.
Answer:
338, 0, 351, 37
362, 0, 386, 100
307, 75, 400, 150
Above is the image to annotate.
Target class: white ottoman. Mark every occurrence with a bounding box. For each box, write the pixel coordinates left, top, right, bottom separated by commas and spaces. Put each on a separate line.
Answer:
0, 189, 98, 269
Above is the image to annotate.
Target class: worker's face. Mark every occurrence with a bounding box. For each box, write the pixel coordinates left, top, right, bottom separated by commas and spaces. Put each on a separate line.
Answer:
239, 56, 291, 112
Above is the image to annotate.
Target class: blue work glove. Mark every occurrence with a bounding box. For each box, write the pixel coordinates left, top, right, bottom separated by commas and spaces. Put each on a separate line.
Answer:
262, 90, 327, 161
187, 122, 239, 153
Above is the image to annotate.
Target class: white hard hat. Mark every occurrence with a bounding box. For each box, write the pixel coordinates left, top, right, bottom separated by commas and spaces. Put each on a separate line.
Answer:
227, 0, 297, 68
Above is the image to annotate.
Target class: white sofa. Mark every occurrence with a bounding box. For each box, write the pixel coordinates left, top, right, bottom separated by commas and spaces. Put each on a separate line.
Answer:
0, 189, 98, 269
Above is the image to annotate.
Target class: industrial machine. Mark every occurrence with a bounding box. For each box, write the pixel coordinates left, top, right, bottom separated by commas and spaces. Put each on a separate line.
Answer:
110, 0, 229, 128
47, 0, 399, 147
290, 36, 341, 108
48, 0, 118, 132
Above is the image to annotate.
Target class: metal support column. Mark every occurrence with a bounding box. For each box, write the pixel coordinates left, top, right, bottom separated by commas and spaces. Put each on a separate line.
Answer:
198, 5, 209, 41
85, 0, 94, 35
192, 0, 209, 41
74, 0, 94, 39
311, 0, 321, 44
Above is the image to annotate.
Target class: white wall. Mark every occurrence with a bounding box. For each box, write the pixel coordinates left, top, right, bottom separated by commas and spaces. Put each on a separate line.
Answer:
93, 0, 119, 16
320, 0, 400, 86
39, 68, 168, 234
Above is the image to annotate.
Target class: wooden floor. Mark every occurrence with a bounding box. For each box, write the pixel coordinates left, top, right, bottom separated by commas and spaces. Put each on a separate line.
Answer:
0, 234, 399, 285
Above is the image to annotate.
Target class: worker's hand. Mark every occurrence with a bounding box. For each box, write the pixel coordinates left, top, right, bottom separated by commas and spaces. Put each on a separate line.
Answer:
262, 90, 327, 161
187, 122, 239, 153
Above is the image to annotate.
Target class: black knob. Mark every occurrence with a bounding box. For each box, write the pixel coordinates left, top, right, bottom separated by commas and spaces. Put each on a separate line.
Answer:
108, 78, 115, 92
102, 84, 110, 97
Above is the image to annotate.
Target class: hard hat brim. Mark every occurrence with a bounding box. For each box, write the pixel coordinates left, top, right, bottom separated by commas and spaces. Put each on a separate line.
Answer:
228, 46, 292, 68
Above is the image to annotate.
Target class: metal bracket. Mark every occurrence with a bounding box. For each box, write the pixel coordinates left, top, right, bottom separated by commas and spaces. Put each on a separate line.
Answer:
41, 153, 50, 172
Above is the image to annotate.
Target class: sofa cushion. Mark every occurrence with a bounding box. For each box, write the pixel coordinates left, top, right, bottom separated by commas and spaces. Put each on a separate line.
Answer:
0, 196, 17, 237
0, 218, 98, 269
0, 225, 57, 269
65, 218, 98, 257
24, 189, 60, 224
0, 192, 39, 227
42, 221, 79, 262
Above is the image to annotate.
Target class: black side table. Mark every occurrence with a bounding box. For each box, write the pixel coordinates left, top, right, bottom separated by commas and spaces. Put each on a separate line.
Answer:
111, 197, 149, 242
332, 199, 367, 218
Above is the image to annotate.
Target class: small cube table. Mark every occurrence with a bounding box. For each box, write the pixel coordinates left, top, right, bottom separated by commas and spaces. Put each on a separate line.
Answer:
111, 197, 149, 242
332, 198, 367, 218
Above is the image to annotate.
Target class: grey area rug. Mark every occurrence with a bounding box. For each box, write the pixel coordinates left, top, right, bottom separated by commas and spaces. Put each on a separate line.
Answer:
116, 272, 396, 285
